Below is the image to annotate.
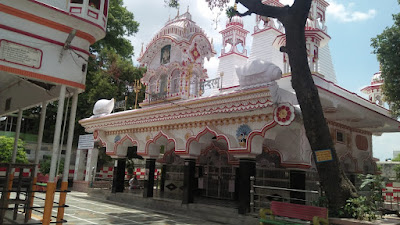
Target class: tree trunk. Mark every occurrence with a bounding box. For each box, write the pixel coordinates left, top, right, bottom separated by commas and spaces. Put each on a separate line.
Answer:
282, 1, 357, 213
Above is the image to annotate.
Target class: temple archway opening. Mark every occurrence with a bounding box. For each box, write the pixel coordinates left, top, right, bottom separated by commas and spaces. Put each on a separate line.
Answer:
197, 144, 238, 201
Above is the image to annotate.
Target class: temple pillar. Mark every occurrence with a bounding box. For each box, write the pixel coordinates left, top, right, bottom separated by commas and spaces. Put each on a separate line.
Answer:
111, 158, 126, 193
290, 170, 306, 205
73, 149, 87, 181
160, 164, 166, 192
85, 148, 99, 182
238, 158, 256, 214
182, 158, 196, 204
143, 158, 156, 198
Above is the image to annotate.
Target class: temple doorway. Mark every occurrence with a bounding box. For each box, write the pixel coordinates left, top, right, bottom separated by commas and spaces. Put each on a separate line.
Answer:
198, 148, 237, 200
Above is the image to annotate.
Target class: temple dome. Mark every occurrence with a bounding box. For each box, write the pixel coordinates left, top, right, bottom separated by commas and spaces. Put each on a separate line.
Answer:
138, 11, 214, 66
371, 71, 383, 84
227, 15, 244, 27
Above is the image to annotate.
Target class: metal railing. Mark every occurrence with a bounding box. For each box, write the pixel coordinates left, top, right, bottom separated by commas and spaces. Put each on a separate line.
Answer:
249, 176, 321, 213
0, 163, 68, 224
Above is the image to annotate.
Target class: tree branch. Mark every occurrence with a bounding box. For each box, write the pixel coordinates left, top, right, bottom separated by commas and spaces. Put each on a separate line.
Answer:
237, 10, 252, 17
291, 0, 312, 23
237, 0, 288, 22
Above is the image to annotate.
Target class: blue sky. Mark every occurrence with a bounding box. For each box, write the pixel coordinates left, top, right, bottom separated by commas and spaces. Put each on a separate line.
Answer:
124, 0, 400, 161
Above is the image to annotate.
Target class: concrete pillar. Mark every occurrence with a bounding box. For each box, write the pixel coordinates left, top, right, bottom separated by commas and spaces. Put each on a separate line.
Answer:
143, 158, 156, 198
57, 91, 79, 222
182, 158, 196, 204
85, 148, 99, 182
112, 158, 126, 193
11, 109, 23, 163
43, 85, 66, 225
34, 102, 47, 175
27, 102, 47, 220
238, 158, 256, 214
73, 149, 87, 181
160, 164, 166, 192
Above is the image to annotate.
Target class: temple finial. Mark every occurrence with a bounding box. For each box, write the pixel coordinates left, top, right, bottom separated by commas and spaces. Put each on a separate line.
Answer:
140, 43, 144, 56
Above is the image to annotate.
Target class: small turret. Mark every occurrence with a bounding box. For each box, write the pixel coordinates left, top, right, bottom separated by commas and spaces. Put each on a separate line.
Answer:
217, 15, 249, 89
361, 70, 384, 106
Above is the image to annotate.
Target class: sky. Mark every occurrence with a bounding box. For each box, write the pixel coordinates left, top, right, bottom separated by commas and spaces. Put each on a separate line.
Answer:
123, 0, 400, 161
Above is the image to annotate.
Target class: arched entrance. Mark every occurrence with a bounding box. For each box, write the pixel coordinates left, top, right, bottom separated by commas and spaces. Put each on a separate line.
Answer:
198, 146, 238, 200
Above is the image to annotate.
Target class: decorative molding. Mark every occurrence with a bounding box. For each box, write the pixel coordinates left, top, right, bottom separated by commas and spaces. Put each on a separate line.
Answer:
82, 87, 274, 131
105, 113, 272, 136
327, 120, 371, 135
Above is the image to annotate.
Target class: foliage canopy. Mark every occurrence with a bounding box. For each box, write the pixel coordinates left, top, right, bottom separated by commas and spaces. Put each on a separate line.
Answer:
0, 136, 28, 163
372, 1, 400, 117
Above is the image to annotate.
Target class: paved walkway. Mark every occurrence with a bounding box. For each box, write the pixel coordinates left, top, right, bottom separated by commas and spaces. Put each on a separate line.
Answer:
5, 191, 400, 225
4, 191, 223, 225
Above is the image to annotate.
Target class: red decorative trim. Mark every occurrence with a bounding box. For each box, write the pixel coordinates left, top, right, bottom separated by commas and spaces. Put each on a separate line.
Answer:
197, 144, 239, 165
220, 85, 240, 91
0, 24, 90, 56
252, 26, 283, 36
139, 33, 215, 63
113, 135, 138, 155
87, 9, 99, 19
0, 39, 43, 69
185, 126, 230, 154
0, 2, 96, 44
143, 131, 176, 156
69, 7, 82, 14
83, 95, 273, 130
27, 0, 106, 32
0, 64, 85, 89
218, 52, 248, 59
243, 121, 278, 154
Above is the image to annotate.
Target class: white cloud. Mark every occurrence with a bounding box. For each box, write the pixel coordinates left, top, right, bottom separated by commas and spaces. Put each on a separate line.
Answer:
373, 133, 400, 161
327, 1, 376, 23
204, 56, 220, 79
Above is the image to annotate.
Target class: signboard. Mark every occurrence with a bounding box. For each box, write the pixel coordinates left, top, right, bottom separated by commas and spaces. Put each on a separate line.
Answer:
78, 134, 94, 149
114, 100, 126, 110
315, 149, 333, 163
0, 39, 42, 69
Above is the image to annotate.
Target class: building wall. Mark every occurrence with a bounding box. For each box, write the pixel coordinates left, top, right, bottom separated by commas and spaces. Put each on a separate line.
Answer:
249, 29, 283, 70
318, 44, 337, 84
36, 0, 68, 10
328, 122, 374, 174
216, 54, 248, 88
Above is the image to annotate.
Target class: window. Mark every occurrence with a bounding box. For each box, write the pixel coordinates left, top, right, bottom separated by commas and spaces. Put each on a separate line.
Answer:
336, 130, 345, 143
171, 70, 180, 94
149, 77, 156, 94
5, 98, 11, 111
71, 0, 83, 3
160, 74, 167, 94
89, 0, 100, 10
190, 73, 199, 96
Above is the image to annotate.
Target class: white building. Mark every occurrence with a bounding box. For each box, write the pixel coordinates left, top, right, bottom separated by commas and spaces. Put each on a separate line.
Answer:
79, 0, 400, 214
0, 1, 108, 224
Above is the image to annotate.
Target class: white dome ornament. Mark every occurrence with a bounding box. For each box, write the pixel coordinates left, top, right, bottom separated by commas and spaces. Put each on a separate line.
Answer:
273, 103, 295, 126
236, 59, 282, 89
91, 98, 115, 118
